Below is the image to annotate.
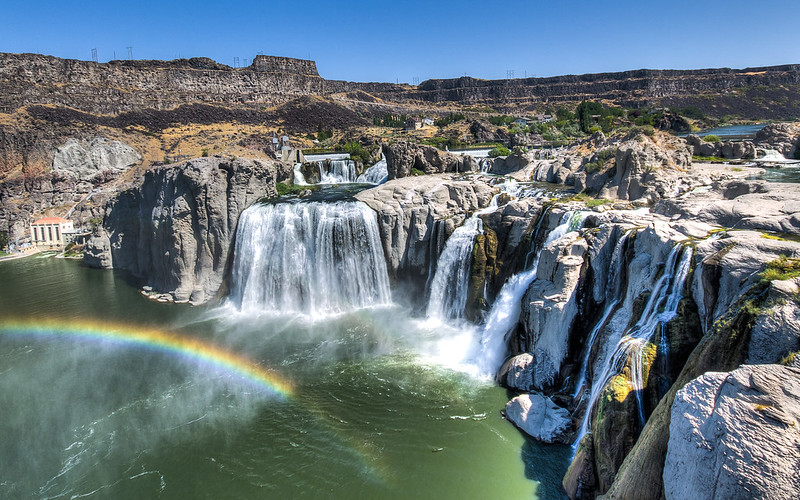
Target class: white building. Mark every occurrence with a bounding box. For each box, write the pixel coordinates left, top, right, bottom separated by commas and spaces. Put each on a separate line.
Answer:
30, 217, 74, 248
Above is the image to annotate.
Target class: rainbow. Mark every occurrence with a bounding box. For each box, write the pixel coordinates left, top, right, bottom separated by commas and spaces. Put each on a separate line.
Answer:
0, 318, 293, 398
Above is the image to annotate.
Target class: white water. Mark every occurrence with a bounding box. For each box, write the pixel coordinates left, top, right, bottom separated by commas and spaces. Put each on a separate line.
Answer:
426, 179, 524, 322
573, 244, 693, 448
426, 216, 484, 321
475, 211, 588, 376
228, 201, 391, 318
320, 159, 358, 183
356, 158, 389, 185
571, 229, 634, 399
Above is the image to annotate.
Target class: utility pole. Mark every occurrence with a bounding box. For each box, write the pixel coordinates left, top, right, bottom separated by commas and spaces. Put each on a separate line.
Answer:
234, 57, 240, 68
91, 48, 98, 63
126, 46, 133, 60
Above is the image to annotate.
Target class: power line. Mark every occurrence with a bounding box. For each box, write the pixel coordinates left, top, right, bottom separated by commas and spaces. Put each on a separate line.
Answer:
126, 46, 133, 60
91, 48, 98, 63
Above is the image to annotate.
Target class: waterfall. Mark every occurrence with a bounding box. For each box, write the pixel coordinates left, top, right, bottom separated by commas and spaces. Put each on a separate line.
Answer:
229, 200, 391, 318
293, 163, 308, 186
426, 179, 524, 322
475, 210, 587, 376
571, 228, 634, 399
426, 217, 484, 321
573, 243, 693, 448
320, 159, 357, 184
356, 158, 388, 185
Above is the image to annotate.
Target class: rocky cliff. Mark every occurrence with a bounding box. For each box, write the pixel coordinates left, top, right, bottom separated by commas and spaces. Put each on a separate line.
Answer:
85, 156, 290, 303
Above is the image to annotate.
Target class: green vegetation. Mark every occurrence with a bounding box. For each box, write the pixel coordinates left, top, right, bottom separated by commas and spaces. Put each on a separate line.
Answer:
373, 113, 407, 128
642, 125, 655, 136
274, 182, 318, 197
316, 124, 333, 141
692, 155, 727, 163
576, 100, 605, 133
342, 141, 372, 165
0, 231, 8, 251
760, 255, 800, 284
488, 115, 514, 126
703, 134, 721, 143
410, 167, 426, 176
488, 146, 511, 158
563, 193, 612, 206
676, 106, 706, 120
201, 148, 209, 157
434, 113, 465, 127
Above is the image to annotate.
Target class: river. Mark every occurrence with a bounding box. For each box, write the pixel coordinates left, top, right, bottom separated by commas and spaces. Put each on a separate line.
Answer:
0, 255, 570, 499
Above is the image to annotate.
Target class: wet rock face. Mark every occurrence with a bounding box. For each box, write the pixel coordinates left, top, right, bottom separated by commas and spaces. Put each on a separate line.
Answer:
664, 364, 800, 500
86, 156, 285, 304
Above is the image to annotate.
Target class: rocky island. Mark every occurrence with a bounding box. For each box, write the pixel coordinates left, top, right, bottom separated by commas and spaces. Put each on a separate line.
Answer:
1, 51, 799, 499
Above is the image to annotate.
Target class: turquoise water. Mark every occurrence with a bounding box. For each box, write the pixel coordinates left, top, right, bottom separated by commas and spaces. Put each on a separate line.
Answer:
681, 123, 766, 139
0, 256, 570, 499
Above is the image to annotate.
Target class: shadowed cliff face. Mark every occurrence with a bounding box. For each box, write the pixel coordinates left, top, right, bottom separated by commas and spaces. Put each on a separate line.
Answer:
86, 156, 291, 304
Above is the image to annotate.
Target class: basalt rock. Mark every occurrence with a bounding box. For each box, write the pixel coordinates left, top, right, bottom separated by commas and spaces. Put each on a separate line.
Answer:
754, 122, 800, 158
52, 138, 141, 181
86, 156, 286, 303
504, 392, 572, 444
664, 364, 800, 500
382, 142, 478, 180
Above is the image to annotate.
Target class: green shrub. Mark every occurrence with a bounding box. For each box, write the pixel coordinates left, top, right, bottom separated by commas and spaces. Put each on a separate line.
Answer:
488, 146, 511, 158
760, 255, 800, 284
584, 161, 602, 174
410, 167, 426, 176
589, 125, 602, 134
643, 125, 655, 136
201, 148, 209, 157
342, 141, 371, 165
597, 147, 618, 161
703, 134, 721, 143
434, 113, 465, 127
488, 115, 514, 126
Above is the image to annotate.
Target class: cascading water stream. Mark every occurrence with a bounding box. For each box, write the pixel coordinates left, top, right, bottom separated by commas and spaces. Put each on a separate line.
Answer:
356, 157, 389, 185
228, 200, 391, 318
320, 159, 358, 184
572, 243, 693, 449
426, 179, 522, 322
475, 210, 588, 376
571, 228, 634, 399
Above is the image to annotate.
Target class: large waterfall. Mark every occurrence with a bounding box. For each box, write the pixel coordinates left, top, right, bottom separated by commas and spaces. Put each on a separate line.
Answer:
229, 200, 392, 317
356, 158, 389, 184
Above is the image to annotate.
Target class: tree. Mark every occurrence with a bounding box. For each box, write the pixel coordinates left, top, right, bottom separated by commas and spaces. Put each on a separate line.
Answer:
0, 231, 8, 251
576, 100, 605, 133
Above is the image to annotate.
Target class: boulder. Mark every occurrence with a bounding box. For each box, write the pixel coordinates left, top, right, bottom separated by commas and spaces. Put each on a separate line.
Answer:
505, 392, 571, 444
82, 228, 112, 269
504, 353, 534, 390
664, 364, 800, 500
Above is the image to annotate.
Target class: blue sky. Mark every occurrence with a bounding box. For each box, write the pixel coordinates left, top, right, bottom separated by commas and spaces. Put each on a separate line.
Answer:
2, 0, 798, 83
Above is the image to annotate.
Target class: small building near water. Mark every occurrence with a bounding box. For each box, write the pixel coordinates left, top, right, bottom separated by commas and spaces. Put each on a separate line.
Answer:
30, 217, 74, 248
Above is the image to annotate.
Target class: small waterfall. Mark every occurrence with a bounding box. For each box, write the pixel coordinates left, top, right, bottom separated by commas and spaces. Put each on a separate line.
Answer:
573, 244, 693, 448
571, 228, 634, 399
229, 200, 391, 317
476, 210, 587, 376
426, 217, 484, 321
320, 159, 357, 184
356, 158, 389, 185
426, 179, 525, 322
293, 163, 308, 186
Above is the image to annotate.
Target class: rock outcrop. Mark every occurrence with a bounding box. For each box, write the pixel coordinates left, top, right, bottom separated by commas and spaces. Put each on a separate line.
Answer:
52, 138, 141, 180
755, 122, 800, 158
382, 142, 478, 180
685, 134, 756, 159
85, 156, 289, 303
664, 364, 800, 500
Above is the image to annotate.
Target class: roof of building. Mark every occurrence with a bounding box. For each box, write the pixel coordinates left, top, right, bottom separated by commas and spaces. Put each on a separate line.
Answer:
32, 217, 70, 225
